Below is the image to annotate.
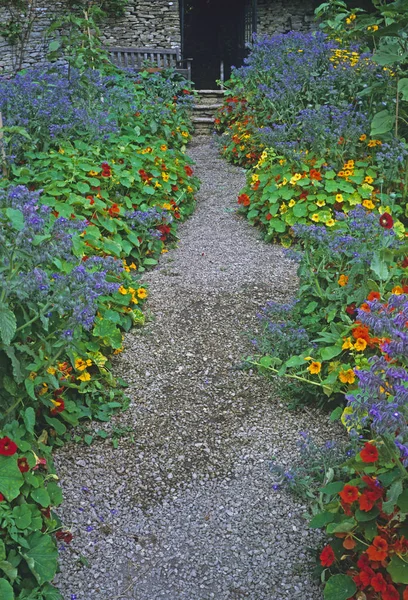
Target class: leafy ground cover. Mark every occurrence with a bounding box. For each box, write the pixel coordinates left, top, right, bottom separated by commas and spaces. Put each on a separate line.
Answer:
0, 61, 198, 599
216, 1, 408, 598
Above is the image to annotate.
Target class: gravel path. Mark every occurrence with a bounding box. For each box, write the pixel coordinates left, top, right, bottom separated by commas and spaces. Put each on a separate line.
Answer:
55, 138, 336, 600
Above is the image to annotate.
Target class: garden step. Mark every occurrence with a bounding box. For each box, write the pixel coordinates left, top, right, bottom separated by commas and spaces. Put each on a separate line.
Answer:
192, 116, 214, 135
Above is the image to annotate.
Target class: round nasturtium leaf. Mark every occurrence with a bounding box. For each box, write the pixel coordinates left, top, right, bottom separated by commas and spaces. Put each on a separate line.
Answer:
323, 574, 357, 600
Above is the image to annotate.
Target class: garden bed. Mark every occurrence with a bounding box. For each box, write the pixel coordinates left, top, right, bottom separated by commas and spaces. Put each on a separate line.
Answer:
215, 3, 408, 599
0, 61, 199, 599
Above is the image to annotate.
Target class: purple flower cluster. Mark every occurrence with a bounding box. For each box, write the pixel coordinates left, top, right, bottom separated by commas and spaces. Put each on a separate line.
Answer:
345, 293, 408, 464
0, 186, 123, 334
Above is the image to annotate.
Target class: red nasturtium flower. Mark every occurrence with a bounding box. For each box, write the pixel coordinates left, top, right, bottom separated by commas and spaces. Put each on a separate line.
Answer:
371, 572, 387, 593
238, 193, 250, 207
0, 436, 18, 456
379, 213, 393, 229
345, 303, 356, 315
358, 491, 378, 512
352, 324, 370, 343
184, 165, 194, 177
339, 484, 359, 504
319, 545, 335, 567
101, 162, 112, 177
383, 584, 400, 600
108, 203, 120, 217
360, 442, 379, 463
50, 398, 65, 416
367, 291, 381, 302
265, 213, 272, 221
55, 530, 73, 544
309, 169, 322, 181
18, 457, 30, 473
0, 493, 5, 501
367, 536, 388, 561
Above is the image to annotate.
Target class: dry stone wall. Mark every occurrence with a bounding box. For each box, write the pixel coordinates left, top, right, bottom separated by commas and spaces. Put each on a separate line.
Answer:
257, 0, 317, 35
0, 0, 180, 74
0, 0, 315, 74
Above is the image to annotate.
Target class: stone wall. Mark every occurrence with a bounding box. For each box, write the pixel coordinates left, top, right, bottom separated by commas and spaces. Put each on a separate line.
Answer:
102, 0, 180, 49
0, 0, 180, 74
0, 0, 315, 74
257, 0, 317, 35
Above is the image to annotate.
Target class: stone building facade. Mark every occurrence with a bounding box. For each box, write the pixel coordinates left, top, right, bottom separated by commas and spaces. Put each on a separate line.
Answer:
0, 0, 316, 74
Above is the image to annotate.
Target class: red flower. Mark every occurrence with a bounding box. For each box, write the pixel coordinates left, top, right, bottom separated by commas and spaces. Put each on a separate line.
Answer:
383, 585, 400, 600
101, 162, 112, 177
41, 507, 51, 519
309, 169, 322, 181
108, 203, 120, 217
0, 493, 5, 502
379, 213, 393, 229
352, 324, 370, 343
402, 257, 408, 268
367, 536, 388, 561
345, 303, 356, 315
319, 545, 335, 567
359, 569, 374, 588
358, 491, 376, 512
371, 572, 387, 593
139, 169, 152, 182
367, 291, 381, 302
403, 587, 408, 600
252, 180, 260, 191
360, 442, 379, 463
55, 530, 73, 544
18, 457, 30, 473
299, 191, 309, 200
50, 398, 65, 416
184, 165, 194, 177
265, 213, 272, 221
339, 484, 359, 504
238, 193, 250, 207
0, 436, 18, 456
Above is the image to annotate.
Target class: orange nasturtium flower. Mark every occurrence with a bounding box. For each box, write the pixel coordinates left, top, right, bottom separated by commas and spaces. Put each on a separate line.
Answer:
338, 369, 356, 384
308, 361, 322, 375
354, 338, 367, 352
338, 274, 349, 287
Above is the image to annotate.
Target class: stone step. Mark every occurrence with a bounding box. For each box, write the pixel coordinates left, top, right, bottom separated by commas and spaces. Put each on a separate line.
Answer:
192, 116, 215, 135
195, 89, 226, 106
193, 104, 223, 111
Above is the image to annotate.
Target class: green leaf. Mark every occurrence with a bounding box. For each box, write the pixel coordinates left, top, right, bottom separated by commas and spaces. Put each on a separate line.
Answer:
398, 78, 408, 101
374, 49, 403, 65
47, 482, 63, 506
5, 208, 25, 231
76, 182, 91, 194
309, 512, 335, 528
0, 579, 14, 600
22, 532, 58, 585
326, 518, 356, 534
330, 407, 342, 422
12, 504, 32, 529
370, 252, 389, 281
23, 407, 35, 435
0, 455, 24, 501
48, 40, 60, 52
397, 488, 408, 512
320, 481, 344, 495
323, 574, 356, 600
387, 555, 408, 584
0, 305, 16, 346
31, 487, 51, 508
0, 560, 18, 582
320, 346, 342, 361
355, 506, 379, 522
44, 415, 67, 436
371, 109, 395, 136
383, 479, 403, 514
0, 539, 5, 561
304, 301, 318, 314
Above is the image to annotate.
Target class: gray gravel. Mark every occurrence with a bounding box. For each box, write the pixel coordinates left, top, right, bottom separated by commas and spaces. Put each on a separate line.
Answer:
54, 138, 336, 600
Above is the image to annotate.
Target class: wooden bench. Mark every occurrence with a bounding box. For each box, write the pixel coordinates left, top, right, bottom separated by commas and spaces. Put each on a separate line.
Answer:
105, 47, 192, 80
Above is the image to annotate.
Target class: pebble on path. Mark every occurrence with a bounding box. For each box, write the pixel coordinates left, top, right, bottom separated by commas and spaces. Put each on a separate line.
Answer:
54, 137, 338, 600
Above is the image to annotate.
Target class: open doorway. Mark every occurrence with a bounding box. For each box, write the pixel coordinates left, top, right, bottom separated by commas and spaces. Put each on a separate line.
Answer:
181, 0, 256, 89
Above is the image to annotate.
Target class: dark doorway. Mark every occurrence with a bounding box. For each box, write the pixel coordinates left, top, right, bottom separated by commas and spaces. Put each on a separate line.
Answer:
182, 0, 256, 89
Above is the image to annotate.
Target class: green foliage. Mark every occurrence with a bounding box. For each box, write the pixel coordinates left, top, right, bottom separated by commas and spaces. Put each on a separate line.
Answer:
0, 66, 198, 598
